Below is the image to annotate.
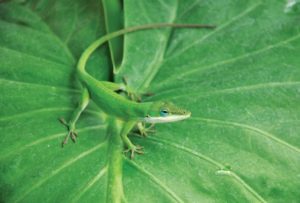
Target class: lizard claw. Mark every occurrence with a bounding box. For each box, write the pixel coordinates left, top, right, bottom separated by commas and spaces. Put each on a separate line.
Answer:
61, 131, 77, 147
62, 137, 68, 147
59, 118, 68, 127
59, 118, 78, 147
70, 131, 78, 143
124, 145, 144, 159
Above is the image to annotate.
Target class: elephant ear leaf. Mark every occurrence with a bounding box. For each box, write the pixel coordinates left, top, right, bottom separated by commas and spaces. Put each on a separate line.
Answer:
1, 1, 300, 203
118, 0, 300, 202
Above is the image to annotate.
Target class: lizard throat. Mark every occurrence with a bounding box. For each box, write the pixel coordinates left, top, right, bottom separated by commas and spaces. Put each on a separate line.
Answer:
142, 113, 191, 123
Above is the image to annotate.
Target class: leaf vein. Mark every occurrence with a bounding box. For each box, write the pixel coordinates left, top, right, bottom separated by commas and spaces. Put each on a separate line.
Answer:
0, 107, 73, 122
64, 4, 79, 44
14, 141, 107, 203
163, 32, 300, 84
0, 46, 73, 67
147, 137, 266, 203
151, 81, 300, 100
192, 117, 300, 153
138, 1, 179, 90
72, 166, 108, 202
166, 1, 262, 60
147, 137, 223, 168
0, 124, 105, 160
126, 159, 184, 203
0, 78, 80, 94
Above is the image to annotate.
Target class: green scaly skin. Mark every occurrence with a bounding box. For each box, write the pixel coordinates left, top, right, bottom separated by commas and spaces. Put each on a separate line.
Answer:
60, 23, 215, 158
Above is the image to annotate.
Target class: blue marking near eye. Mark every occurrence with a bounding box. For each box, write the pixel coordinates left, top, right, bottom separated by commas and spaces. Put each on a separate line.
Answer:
160, 109, 169, 117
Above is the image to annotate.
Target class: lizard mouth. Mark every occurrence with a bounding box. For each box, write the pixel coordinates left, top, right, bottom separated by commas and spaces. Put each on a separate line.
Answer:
143, 113, 191, 123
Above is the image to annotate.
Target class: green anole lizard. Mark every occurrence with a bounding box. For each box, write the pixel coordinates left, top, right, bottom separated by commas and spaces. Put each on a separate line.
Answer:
60, 23, 215, 159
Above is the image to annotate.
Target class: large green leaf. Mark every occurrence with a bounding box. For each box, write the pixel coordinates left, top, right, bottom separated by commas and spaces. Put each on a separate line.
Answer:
1, 0, 300, 202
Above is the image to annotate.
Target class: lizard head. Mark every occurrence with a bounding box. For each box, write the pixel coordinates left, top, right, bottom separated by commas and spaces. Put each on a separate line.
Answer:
143, 101, 191, 123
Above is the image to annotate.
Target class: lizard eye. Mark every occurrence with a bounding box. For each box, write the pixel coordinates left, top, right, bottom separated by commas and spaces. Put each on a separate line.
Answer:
160, 109, 169, 117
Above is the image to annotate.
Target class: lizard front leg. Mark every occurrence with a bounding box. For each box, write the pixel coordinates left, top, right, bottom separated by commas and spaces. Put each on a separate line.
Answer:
121, 121, 144, 159
59, 87, 90, 146
136, 122, 155, 137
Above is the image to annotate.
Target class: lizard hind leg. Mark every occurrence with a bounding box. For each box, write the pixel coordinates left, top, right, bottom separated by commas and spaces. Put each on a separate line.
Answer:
59, 88, 90, 147
122, 76, 155, 102
121, 76, 141, 102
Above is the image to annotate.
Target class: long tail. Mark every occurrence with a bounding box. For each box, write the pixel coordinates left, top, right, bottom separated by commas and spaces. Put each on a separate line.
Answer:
77, 23, 215, 74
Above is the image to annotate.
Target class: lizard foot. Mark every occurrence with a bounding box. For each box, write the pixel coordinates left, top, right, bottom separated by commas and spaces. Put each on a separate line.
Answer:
122, 76, 154, 102
137, 122, 155, 137
124, 145, 144, 159
122, 76, 142, 102
59, 118, 78, 147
